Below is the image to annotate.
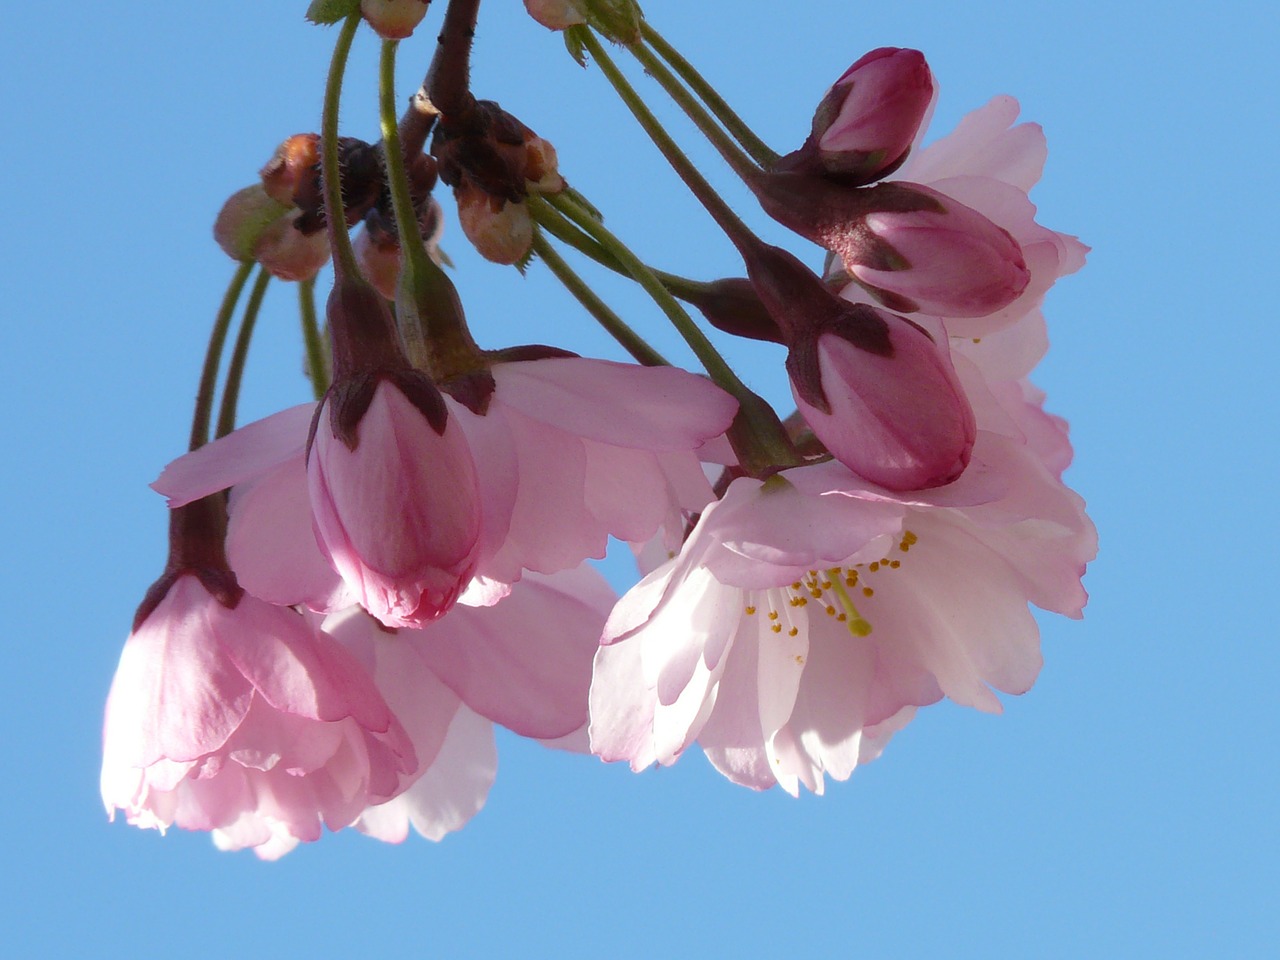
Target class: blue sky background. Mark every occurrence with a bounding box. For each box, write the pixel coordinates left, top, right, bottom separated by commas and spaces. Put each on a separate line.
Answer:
3, 0, 1277, 956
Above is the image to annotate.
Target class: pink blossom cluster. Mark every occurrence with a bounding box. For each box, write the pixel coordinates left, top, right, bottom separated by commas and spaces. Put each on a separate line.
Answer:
101, 17, 1092, 858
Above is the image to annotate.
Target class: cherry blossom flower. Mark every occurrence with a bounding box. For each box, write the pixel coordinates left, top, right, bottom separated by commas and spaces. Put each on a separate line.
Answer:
153, 357, 735, 615
313, 565, 614, 851
308, 374, 484, 627
590, 303, 1095, 794
100, 568, 418, 858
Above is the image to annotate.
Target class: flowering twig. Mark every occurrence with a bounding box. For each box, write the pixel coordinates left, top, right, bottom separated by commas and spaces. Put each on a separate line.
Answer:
400, 0, 482, 156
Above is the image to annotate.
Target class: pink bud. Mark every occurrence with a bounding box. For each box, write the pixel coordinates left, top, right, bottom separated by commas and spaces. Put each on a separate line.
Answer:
810, 48, 935, 183
308, 376, 483, 628
789, 313, 976, 490
523, 0, 586, 29
844, 182, 1030, 317
254, 211, 330, 282
213, 184, 290, 262
355, 199, 446, 299
456, 182, 533, 265
360, 0, 430, 39
748, 173, 1029, 318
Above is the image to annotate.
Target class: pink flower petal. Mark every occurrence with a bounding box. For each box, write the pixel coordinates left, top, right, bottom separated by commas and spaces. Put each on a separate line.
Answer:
152, 402, 316, 507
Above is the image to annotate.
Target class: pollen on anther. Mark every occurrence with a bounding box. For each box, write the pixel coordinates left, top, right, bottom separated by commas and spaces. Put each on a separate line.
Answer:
744, 605, 756, 615
768, 610, 779, 621
825, 605, 836, 616
862, 587, 874, 598
788, 627, 799, 638
869, 562, 880, 572
771, 623, 782, 633
889, 560, 901, 568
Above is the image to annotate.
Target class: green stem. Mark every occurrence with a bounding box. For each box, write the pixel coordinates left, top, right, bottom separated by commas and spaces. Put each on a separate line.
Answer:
189, 261, 254, 451
379, 37, 482, 376
380, 38, 432, 366
297, 276, 329, 399
529, 184, 743, 308
539, 192, 727, 388
628, 36, 763, 181
531, 231, 668, 367
639, 21, 779, 169
321, 14, 363, 281
215, 267, 272, 439
539, 191, 797, 472
581, 30, 760, 260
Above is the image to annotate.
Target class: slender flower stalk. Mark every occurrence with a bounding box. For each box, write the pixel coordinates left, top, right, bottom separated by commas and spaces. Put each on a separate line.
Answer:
321, 14, 365, 281
637, 21, 778, 169
581, 31, 758, 254
537, 190, 797, 474
189, 262, 254, 452
626, 37, 762, 181
379, 38, 486, 379
298, 276, 329, 400
215, 267, 272, 439
531, 232, 668, 367
530, 198, 731, 306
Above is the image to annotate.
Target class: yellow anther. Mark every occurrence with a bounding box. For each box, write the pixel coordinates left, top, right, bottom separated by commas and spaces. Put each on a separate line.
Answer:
745, 605, 756, 615
862, 587, 874, 597
771, 623, 782, 633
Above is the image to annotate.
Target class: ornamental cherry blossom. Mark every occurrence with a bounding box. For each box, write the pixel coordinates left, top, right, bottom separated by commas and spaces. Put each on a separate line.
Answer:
589, 304, 1095, 793
101, 504, 417, 858
308, 375, 483, 627
152, 356, 736, 612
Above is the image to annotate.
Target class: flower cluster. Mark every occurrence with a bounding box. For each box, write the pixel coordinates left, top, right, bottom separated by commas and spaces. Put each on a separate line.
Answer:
102, 0, 1092, 857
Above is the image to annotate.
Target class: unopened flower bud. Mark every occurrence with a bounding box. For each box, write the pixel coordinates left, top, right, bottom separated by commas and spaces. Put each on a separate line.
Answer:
355, 198, 446, 299
842, 182, 1030, 317
255, 211, 331, 282
749, 173, 1029, 317
213, 184, 291, 262
523, 0, 586, 29
360, 0, 430, 39
741, 242, 975, 490
781, 48, 935, 185
313, 275, 483, 627
523, 133, 565, 194
456, 181, 533, 265
259, 134, 321, 206
789, 317, 975, 490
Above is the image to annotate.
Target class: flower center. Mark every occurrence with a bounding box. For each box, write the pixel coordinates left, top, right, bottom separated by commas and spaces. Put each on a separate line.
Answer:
741, 529, 918, 639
